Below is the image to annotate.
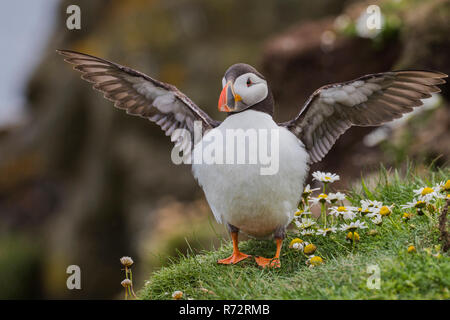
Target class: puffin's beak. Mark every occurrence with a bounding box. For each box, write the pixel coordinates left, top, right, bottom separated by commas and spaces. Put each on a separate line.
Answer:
218, 81, 242, 112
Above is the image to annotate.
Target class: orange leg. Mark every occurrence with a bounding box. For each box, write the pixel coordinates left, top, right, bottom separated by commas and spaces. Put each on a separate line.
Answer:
217, 232, 251, 265
255, 238, 282, 268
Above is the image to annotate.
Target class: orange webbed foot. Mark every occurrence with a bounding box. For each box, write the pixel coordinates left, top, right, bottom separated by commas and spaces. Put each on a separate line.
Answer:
218, 251, 251, 265
255, 256, 281, 268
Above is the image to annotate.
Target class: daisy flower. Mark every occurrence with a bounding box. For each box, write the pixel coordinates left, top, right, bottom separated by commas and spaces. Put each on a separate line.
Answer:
370, 214, 383, 225
302, 184, 320, 198
303, 243, 317, 255
294, 218, 317, 229
345, 231, 359, 242
402, 212, 412, 221
329, 206, 348, 217
172, 291, 183, 300
294, 208, 312, 217
435, 180, 450, 193
357, 207, 372, 216
342, 211, 357, 221
401, 199, 427, 210
316, 227, 337, 236
310, 193, 330, 205
339, 220, 367, 232
328, 192, 346, 203
329, 206, 357, 220
300, 229, 316, 236
360, 199, 383, 209
407, 245, 416, 253
346, 231, 360, 242
312, 171, 340, 183
289, 238, 305, 250
376, 205, 394, 217
306, 255, 324, 267
414, 186, 444, 202
292, 242, 305, 250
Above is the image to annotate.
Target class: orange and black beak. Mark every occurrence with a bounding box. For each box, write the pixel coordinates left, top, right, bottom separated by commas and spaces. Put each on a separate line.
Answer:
218, 81, 242, 112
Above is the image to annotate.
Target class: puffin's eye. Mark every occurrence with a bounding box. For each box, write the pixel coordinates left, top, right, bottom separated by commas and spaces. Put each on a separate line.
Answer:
246, 78, 252, 87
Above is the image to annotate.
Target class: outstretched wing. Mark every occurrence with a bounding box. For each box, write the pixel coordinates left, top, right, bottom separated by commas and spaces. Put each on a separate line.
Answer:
281, 70, 447, 163
57, 49, 220, 152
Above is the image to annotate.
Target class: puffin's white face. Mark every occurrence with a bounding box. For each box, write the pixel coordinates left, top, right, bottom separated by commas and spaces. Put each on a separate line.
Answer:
218, 72, 268, 113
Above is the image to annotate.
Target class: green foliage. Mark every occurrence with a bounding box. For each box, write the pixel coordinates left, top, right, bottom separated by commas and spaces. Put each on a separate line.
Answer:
0, 235, 41, 299
139, 167, 449, 300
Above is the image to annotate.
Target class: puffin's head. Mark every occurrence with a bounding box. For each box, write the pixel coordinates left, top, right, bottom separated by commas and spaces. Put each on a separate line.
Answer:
218, 63, 272, 115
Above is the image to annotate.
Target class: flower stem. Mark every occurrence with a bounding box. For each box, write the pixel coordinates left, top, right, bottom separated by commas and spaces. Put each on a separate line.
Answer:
388, 216, 401, 230
321, 202, 327, 228
129, 270, 137, 298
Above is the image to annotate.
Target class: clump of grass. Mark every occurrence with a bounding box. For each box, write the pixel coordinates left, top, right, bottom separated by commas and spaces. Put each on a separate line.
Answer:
139, 167, 449, 300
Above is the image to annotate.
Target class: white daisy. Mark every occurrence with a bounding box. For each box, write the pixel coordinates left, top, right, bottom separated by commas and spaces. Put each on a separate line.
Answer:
302, 184, 320, 197
306, 255, 324, 267
434, 180, 449, 193
329, 206, 346, 217
328, 192, 346, 203
365, 211, 380, 218
400, 199, 427, 210
295, 218, 317, 229
300, 229, 316, 236
294, 208, 311, 218
371, 214, 383, 225
312, 171, 340, 183
292, 241, 307, 251
360, 199, 383, 209
316, 227, 337, 236
310, 193, 331, 205
342, 210, 358, 221
329, 206, 357, 220
357, 206, 372, 216
339, 220, 367, 232
414, 186, 445, 202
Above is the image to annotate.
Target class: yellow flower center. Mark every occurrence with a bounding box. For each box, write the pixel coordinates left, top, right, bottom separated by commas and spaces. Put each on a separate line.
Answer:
337, 206, 347, 212
379, 206, 391, 216
444, 180, 450, 191
304, 244, 317, 255
295, 210, 303, 216
289, 238, 303, 247
407, 245, 416, 253
421, 187, 433, 196
318, 194, 328, 199
415, 201, 426, 208
346, 231, 360, 242
324, 176, 331, 181
309, 256, 324, 266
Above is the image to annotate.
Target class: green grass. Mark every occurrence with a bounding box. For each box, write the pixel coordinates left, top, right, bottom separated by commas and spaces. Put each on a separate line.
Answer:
139, 167, 450, 300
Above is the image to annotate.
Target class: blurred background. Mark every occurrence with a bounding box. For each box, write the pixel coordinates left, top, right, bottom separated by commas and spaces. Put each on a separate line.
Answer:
0, 0, 448, 299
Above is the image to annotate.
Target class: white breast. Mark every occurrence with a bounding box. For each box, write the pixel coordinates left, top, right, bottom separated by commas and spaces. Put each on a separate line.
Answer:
192, 110, 309, 238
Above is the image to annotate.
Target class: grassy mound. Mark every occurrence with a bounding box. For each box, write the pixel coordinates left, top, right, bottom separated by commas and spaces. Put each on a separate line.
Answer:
139, 168, 449, 300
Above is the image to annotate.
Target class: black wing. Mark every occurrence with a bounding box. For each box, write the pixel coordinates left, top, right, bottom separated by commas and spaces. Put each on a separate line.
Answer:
57, 49, 220, 153
281, 70, 447, 163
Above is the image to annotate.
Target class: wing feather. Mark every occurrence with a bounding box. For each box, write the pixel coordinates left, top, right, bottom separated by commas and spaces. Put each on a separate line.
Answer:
58, 49, 220, 152
281, 70, 447, 163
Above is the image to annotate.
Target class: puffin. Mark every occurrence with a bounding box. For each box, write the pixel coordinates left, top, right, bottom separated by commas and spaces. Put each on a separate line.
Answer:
57, 49, 447, 268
